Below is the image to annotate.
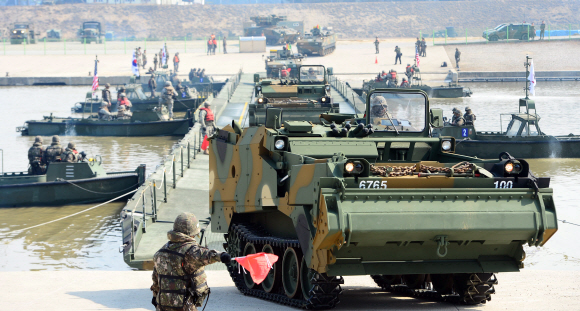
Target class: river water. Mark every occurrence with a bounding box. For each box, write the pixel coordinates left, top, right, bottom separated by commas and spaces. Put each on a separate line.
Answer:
1, 82, 579, 271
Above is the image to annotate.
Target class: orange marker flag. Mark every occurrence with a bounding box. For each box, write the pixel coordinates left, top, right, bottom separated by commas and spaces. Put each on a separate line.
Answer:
375, 56, 378, 64
234, 252, 279, 284
201, 135, 209, 151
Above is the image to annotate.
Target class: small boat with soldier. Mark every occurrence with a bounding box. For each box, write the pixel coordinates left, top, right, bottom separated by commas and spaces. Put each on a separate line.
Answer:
0, 154, 145, 208
432, 56, 580, 159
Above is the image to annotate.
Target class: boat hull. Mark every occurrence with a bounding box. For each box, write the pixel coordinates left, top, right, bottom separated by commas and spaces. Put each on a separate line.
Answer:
455, 138, 580, 159
0, 173, 139, 207
24, 118, 192, 136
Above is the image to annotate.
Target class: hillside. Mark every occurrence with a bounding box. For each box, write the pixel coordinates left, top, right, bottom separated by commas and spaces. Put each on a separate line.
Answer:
0, 1, 578, 39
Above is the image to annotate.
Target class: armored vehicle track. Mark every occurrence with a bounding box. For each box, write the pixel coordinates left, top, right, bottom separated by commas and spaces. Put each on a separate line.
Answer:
225, 224, 343, 309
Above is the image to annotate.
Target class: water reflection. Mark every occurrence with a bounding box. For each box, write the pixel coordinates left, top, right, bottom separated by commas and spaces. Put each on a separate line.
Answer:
0, 86, 178, 271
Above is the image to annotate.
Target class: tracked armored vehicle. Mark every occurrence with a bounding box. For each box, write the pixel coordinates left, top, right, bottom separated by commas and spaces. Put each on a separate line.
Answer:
265, 49, 304, 79
209, 88, 557, 308
296, 26, 336, 56
250, 65, 339, 126
244, 15, 301, 45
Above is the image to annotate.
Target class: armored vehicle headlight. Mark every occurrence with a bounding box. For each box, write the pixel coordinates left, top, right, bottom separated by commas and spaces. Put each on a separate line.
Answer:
504, 160, 522, 174
258, 97, 267, 104
275, 139, 285, 150
345, 162, 355, 173
321, 97, 327, 102
441, 140, 452, 151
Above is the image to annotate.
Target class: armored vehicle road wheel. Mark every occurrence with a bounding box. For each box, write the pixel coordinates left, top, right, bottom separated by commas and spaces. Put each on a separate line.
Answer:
282, 247, 302, 298
402, 274, 427, 289
431, 274, 454, 295
453, 273, 497, 304
261, 244, 281, 293
243, 242, 257, 289
300, 257, 315, 298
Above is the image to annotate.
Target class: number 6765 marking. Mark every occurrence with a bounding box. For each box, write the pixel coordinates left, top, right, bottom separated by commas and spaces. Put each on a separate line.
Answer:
359, 180, 388, 189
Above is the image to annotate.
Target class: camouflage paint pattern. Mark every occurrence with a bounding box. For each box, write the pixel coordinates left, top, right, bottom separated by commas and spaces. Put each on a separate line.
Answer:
210, 89, 558, 277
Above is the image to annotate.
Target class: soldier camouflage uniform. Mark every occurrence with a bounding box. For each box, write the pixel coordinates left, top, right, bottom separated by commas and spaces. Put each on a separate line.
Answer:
44, 136, 64, 164
464, 108, 476, 125
455, 49, 461, 69
451, 108, 465, 126
102, 84, 112, 107
394, 46, 402, 65
28, 136, 46, 175
154, 54, 159, 71
374, 37, 379, 54
61, 142, 78, 163
151, 213, 224, 311
160, 82, 176, 119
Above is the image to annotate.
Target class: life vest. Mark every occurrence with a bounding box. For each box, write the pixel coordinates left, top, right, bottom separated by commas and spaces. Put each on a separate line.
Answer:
212, 39, 217, 45
154, 242, 209, 309
118, 98, 130, 106
174, 55, 179, 63
199, 107, 214, 121
281, 68, 291, 78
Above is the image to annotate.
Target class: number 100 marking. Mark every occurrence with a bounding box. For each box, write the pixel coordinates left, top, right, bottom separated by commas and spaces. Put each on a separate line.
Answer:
494, 180, 513, 188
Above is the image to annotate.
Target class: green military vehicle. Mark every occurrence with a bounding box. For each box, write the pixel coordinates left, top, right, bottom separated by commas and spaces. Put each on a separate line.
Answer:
265, 49, 304, 79
250, 65, 339, 126
296, 26, 337, 56
244, 15, 301, 45
46, 29, 61, 40
484, 23, 536, 41
10, 23, 38, 44
208, 88, 557, 308
79, 21, 104, 44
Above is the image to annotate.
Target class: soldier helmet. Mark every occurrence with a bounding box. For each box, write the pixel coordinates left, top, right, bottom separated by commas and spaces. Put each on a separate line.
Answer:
52, 135, 60, 143
151, 74, 155, 77
465, 107, 471, 112
120, 93, 127, 98
105, 83, 111, 88
172, 212, 201, 236
282, 65, 287, 70
407, 64, 410, 66
176, 52, 179, 55
402, 77, 407, 81
34, 136, 43, 143
101, 102, 109, 108
68, 142, 76, 149
308, 67, 315, 73
371, 95, 387, 107
204, 102, 211, 107
165, 81, 172, 87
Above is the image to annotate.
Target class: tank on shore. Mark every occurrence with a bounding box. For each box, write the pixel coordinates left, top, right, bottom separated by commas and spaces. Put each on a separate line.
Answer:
0, 159, 144, 207
250, 65, 339, 126
296, 26, 336, 56
209, 89, 557, 308
17, 109, 194, 137
244, 15, 301, 45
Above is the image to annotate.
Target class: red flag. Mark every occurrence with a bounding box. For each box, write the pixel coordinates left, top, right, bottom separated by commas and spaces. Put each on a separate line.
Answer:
234, 252, 279, 284
201, 135, 209, 151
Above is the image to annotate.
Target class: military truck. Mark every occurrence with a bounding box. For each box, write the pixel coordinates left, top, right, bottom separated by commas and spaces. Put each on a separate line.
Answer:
265, 49, 304, 79
46, 29, 61, 40
79, 21, 104, 44
209, 89, 557, 308
244, 15, 301, 45
296, 26, 337, 56
10, 23, 38, 44
484, 23, 536, 41
433, 26, 458, 38
250, 65, 339, 126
